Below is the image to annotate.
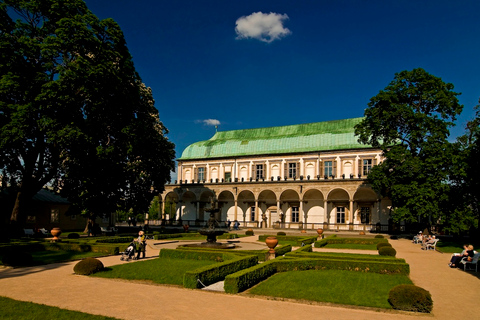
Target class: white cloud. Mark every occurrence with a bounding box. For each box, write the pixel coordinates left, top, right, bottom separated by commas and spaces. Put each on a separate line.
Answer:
196, 119, 221, 126
235, 12, 291, 43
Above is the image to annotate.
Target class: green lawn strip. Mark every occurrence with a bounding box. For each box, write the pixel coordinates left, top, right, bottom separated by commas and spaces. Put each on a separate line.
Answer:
249, 269, 412, 309
322, 243, 378, 250
0, 296, 119, 320
92, 257, 217, 285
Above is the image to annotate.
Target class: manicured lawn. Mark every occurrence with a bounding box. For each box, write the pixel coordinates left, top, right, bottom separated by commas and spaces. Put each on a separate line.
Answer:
93, 257, 217, 285
322, 243, 378, 250
0, 296, 119, 320
249, 269, 412, 309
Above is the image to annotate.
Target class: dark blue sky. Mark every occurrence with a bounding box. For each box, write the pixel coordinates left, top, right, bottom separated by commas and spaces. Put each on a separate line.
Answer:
85, 0, 480, 168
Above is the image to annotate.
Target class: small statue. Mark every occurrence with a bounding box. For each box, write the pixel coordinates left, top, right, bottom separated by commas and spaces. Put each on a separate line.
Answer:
207, 213, 218, 229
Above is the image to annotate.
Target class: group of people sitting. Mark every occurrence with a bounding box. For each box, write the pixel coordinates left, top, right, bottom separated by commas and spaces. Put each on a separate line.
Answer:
449, 244, 475, 268
412, 231, 437, 250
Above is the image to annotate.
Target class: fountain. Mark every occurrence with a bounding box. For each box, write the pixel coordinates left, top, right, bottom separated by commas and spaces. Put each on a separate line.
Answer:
180, 197, 235, 249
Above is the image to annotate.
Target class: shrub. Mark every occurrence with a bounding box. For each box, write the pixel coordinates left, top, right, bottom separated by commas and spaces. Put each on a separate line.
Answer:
245, 230, 254, 236
277, 231, 286, 236
374, 235, 384, 239
376, 242, 392, 250
73, 257, 104, 275
388, 284, 432, 313
67, 233, 80, 239
2, 251, 33, 267
379, 246, 396, 257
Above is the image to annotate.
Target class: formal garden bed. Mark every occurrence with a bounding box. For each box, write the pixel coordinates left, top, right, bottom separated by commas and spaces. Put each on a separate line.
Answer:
78, 235, 431, 312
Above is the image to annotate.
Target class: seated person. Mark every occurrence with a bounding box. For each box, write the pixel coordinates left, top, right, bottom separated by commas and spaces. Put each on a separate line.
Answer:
134, 230, 146, 259
412, 231, 423, 243
449, 244, 474, 268
422, 235, 436, 250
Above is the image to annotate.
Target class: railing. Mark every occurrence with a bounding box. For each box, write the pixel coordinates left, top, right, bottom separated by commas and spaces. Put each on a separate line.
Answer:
116, 220, 402, 233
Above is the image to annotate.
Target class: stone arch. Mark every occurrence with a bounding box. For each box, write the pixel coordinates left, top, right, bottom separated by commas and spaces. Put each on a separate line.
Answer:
198, 190, 215, 221
163, 191, 179, 221
258, 189, 277, 227
218, 190, 235, 222
180, 191, 196, 221
353, 187, 379, 224
280, 189, 300, 224
303, 188, 325, 225
237, 190, 255, 223
326, 188, 350, 225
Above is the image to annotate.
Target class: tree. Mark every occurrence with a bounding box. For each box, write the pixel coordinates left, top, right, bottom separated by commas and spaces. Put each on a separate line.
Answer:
0, 0, 175, 229
443, 102, 480, 235
148, 196, 160, 220
354, 68, 463, 227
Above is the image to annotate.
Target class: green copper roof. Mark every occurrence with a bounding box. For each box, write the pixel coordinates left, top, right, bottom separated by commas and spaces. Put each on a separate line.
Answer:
179, 117, 370, 160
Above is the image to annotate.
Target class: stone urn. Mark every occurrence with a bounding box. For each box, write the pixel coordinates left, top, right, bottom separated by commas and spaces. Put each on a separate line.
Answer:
316, 228, 324, 238
301, 229, 306, 233
265, 236, 278, 254
51, 227, 62, 241
359, 231, 366, 235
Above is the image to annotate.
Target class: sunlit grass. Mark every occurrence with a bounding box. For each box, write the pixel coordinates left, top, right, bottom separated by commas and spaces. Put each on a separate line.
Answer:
92, 257, 217, 285
322, 243, 378, 250
0, 296, 119, 320
249, 269, 412, 309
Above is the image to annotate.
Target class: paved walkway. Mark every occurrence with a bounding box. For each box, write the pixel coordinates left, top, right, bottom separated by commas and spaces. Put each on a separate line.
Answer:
0, 234, 479, 320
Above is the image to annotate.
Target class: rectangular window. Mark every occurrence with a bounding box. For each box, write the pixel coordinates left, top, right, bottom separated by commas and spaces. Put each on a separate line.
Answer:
50, 209, 59, 223
336, 207, 345, 224
363, 159, 373, 176
250, 206, 255, 221
291, 206, 299, 223
360, 207, 370, 224
255, 164, 264, 179
324, 161, 333, 177
288, 163, 297, 178
224, 172, 231, 182
197, 167, 205, 181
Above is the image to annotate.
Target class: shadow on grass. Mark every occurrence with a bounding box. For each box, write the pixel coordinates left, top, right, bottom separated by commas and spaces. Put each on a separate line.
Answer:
0, 261, 72, 280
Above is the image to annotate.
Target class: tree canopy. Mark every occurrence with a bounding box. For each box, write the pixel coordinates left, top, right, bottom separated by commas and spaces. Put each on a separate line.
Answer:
354, 68, 463, 228
0, 0, 175, 227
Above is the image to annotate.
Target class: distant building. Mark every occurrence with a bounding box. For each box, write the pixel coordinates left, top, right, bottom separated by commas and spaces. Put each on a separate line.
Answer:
159, 117, 392, 231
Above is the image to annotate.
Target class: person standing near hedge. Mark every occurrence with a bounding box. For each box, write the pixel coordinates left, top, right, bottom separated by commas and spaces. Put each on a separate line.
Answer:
134, 230, 146, 259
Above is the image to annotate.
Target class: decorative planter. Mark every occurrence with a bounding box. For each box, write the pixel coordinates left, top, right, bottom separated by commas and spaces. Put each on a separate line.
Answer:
301, 229, 306, 233
317, 228, 324, 238
359, 231, 366, 235
265, 236, 278, 254
51, 227, 62, 241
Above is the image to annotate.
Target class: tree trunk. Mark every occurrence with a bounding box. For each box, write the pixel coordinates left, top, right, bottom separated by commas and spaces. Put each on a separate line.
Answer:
10, 191, 24, 224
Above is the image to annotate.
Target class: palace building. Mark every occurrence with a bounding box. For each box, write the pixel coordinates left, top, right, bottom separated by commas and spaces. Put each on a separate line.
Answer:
159, 117, 392, 231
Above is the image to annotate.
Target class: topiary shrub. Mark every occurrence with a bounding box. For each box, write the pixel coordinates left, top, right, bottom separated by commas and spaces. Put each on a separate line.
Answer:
388, 284, 432, 313
73, 257, 104, 275
245, 230, 254, 236
376, 242, 392, 250
378, 246, 396, 257
2, 251, 33, 267
67, 233, 80, 239
277, 231, 286, 236
374, 234, 384, 239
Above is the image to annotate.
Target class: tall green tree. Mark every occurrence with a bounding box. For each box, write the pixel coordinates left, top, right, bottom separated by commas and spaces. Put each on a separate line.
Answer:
443, 102, 480, 235
354, 68, 463, 226
0, 0, 175, 228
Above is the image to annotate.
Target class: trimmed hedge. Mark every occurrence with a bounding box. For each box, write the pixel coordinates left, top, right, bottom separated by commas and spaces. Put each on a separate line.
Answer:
160, 248, 231, 261
73, 257, 104, 275
374, 235, 385, 239
378, 246, 397, 257
388, 284, 432, 313
376, 242, 392, 250
315, 237, 388, 248
2, 251, 33, 267
174, 245, 292, 262
275, 257, 409, 275
183, 255, 258, 289
258, 235, 317, 247
224, 259, 278, 293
